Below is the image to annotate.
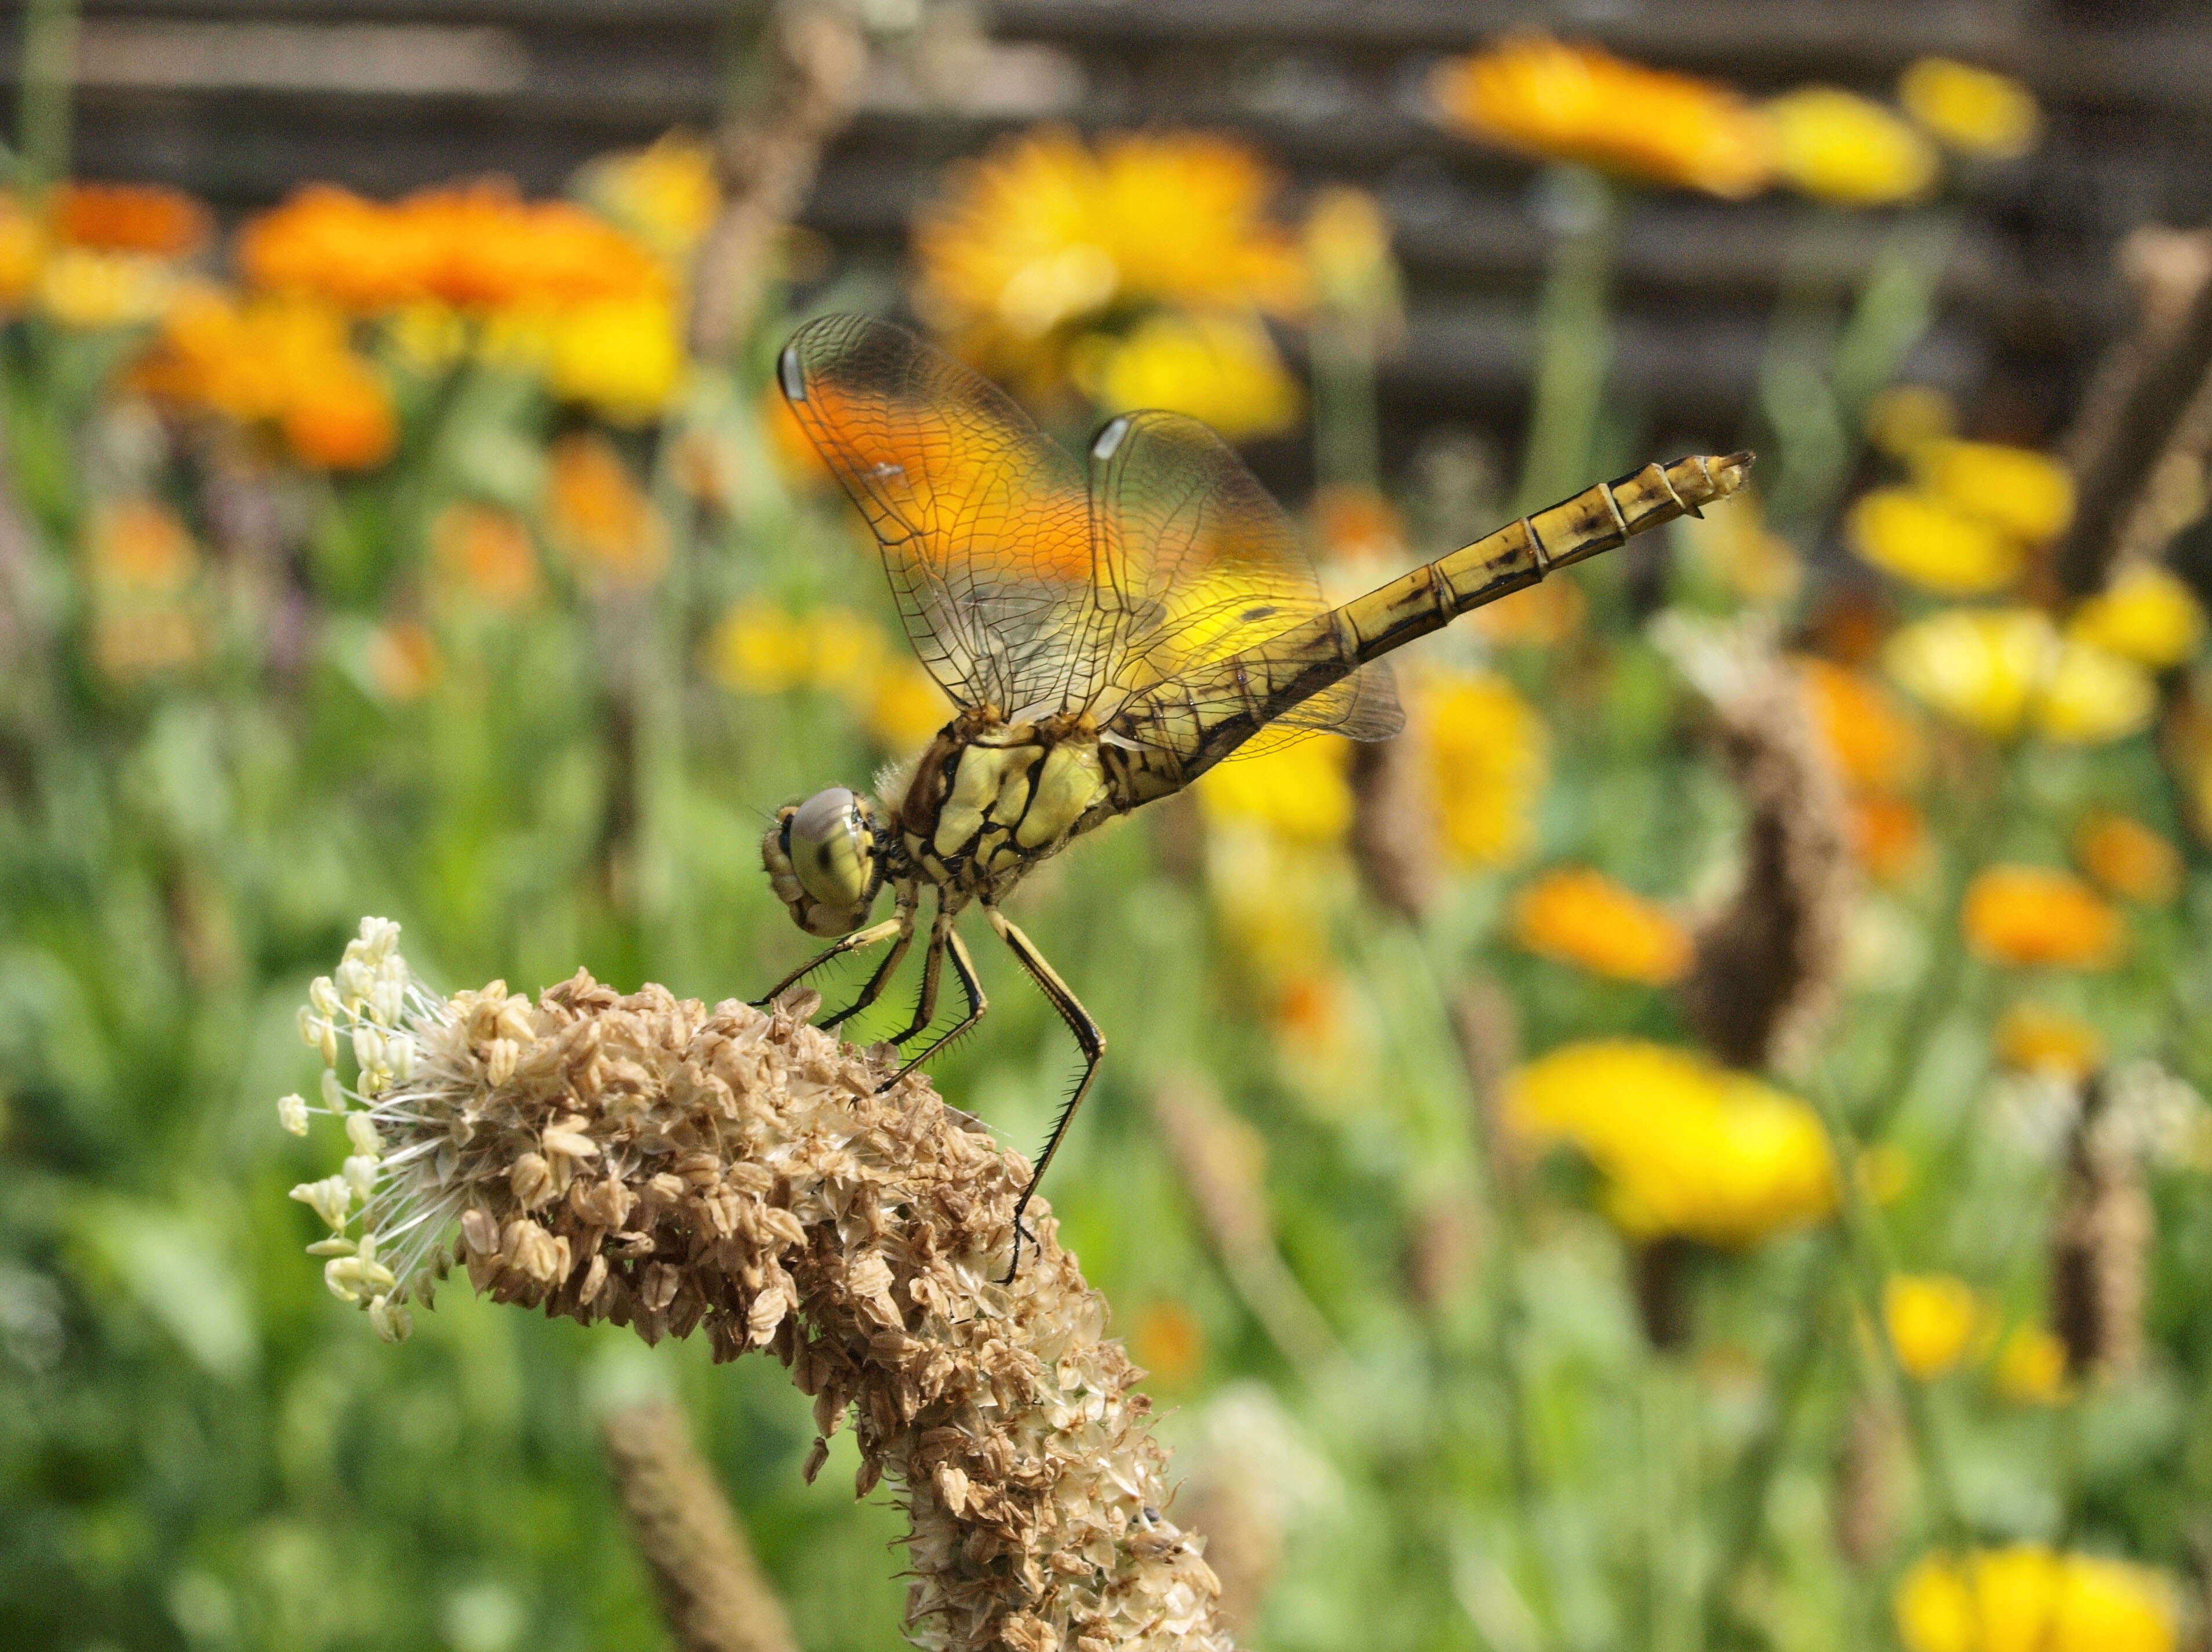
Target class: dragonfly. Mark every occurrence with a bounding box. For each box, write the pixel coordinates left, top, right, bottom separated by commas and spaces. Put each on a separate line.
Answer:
757, 313, 1751, 1274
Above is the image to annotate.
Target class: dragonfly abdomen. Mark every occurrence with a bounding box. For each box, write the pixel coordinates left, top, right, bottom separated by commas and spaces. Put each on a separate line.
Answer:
1156, 452, 1752, 783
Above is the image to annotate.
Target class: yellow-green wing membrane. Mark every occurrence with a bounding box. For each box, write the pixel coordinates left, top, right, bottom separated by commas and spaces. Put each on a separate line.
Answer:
777, 314, 1099, 716
1083, 409, 1402, 754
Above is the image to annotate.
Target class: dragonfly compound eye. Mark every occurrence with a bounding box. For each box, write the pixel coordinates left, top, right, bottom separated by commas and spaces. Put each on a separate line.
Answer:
762, 787, 881, 936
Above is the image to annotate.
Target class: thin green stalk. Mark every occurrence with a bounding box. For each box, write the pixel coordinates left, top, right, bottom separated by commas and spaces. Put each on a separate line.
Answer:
1311, 314, 1381, 494
638, 401, 703, 985
1514, 166, 1617, 517
17, 0, 75, 191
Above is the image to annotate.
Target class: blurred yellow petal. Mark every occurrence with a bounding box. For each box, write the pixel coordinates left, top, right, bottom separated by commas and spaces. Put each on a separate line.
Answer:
1079, 311, 1303, 441
1915, 439, 2075, 542
1421, 670, 1548, 868
1848, 486, 2022, 595
2068, 563, 2205, 669
1898, 58, 2042, 161
1766, 86, 1938, 206
1864, 383, 1958, 459
1992, 1323, 2073, 1405
1883, 1273, 1983, 1380
1885, 607, 2053, 738
547, 293, 686, 424
2036, 640, 2156, 744
1198, 736, 1354, 848
1505, 1039, 1835, 1247
1995, 1002, 2105, 1084
1896, 1547, 2175, 1652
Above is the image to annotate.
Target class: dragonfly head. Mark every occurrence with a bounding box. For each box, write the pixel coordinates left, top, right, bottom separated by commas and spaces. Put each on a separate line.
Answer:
763, 787, 885, 937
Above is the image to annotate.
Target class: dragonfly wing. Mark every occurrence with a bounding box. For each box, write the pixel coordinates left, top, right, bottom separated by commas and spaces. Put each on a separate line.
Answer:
1085, 409, 1403, 752
778, 314, 1098, 715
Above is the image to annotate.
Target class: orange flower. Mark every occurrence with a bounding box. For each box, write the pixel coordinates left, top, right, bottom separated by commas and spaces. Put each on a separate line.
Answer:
1512, 867, 1692, 985
54, 182, 210, 257
432, 501, 540, 611
544, 433, 668, 591
1962, 867, 2122, 969
240, 181, 665, 314
1799, 656, 1925, 791
1851, 794, 1926, 883
88, 497, 196, 594
1429, 35, 1773, 199
2072, 810, 2182, 905
1311, 485, 1405, 567
280, 361, 397, 471
1468, 573, 1585, 648
1128, 1300, 1205, 1387
1995, 1002, 2104, 1083
365, 621, 442, 703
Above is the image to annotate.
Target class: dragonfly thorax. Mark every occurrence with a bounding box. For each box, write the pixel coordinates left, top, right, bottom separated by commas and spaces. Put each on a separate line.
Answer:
897, 708, 1112, 898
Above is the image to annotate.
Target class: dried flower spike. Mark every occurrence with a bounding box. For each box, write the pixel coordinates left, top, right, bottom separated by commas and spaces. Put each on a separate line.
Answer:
278, 919, 1232, 1652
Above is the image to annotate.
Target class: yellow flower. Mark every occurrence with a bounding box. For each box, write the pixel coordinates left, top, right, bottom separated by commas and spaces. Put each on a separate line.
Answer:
1992, 1323, 2073, 1405
1303, 185, 1400, 320
1421, 669, 1548, 869
1848, 487, 2022, 595
867, 658, 952, 754
1511, 867, 1691, 985
1468, 574, 1585, 648
1962, 866, 2122, 970
912, 126, 1308, 379
1883, 1273, 1984, 1380
2068, 563, 2206, 669
0, 196, 43, 310
1864, 383, 1959, 459
1915, 440, 2075, 543
1075, 311, 1303, 441
87, 498, 197, 596
37, 248, 177, 329
1995, 1002, 2105, 1083
1198, 736, 1354, 849
1505, 1039, 1837, 1247
546, 293, 686, 424
2073, 810, 2182, 904
1428, 35, 1772, 199
1886, 609, 2154, 744
2037, 639, 2157, 744
1765, 86, 1938, 205
1899, 59, 2042, 161
1128, 1301, 1205, 1388
576, 130, 720, 263
1895, 1547, 2175, 1652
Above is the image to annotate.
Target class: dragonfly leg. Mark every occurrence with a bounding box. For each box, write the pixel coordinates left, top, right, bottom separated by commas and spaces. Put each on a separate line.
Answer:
819, 892, 919, 1029
985, 905, 1105, 1283
883, 905, 951, 1047
751, 914, 907, 1011
876, 926, 987, 1094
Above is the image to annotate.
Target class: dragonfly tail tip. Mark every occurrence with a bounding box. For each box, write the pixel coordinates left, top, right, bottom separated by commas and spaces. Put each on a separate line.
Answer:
1710, 450, 1755, 497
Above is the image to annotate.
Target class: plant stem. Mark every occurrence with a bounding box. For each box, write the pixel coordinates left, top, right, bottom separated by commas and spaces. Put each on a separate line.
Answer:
17, 0, 76, 191
1514, 166, 1617, 517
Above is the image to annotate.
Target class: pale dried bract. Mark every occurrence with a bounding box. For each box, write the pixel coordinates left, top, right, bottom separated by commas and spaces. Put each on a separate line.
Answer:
282, 922, 1233, 1652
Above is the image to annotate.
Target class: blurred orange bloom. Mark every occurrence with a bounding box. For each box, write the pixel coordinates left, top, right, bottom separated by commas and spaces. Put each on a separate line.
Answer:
88, 497, 196, 594
1850, 794, 1926, 883
1311, 485, 1405, 567
1469, 572, 1585, 648
1430, 35, 1773, 199
1994, 1002, 2105, 1083
2072, 810, 2182, 904
281, 362, 398, 471
55, 182, 210, 257
1127, 1300, 1205, 1387
432, 502, 540, 611
241, 181, 666, 314
366, 621, 442, 703
1962, 866, 2122, 969
1512, 867, 1692, 985
544, 434, 668, 591
1799, 657, 1925, 791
